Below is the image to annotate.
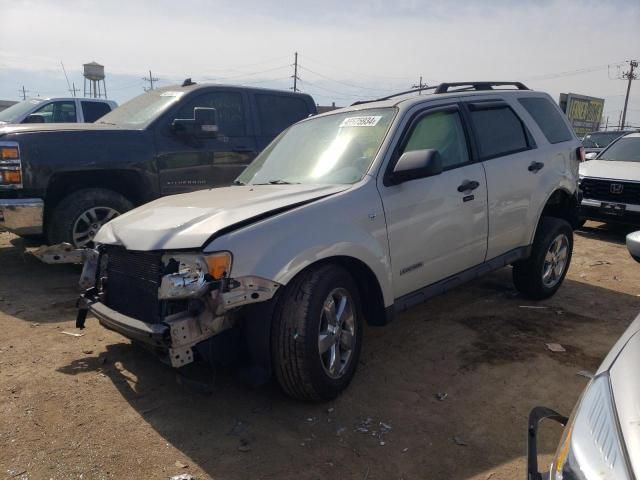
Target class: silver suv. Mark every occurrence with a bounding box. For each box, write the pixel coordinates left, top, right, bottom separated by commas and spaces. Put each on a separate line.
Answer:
77, 81, 583, 401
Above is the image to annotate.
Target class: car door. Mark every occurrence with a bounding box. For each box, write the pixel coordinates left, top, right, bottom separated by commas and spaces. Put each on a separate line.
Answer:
156, 89, 258, 195
379, 104, 488, 298
462, 98, 539, 259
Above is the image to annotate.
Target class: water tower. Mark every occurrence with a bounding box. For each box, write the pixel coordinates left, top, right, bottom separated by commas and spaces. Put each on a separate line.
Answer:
83, 61, 107, 98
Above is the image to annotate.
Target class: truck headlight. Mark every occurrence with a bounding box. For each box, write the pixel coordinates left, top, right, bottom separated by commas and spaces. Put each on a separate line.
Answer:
158, 251, 232, 300
550, 375, 631, 479
0, 141, 23, 188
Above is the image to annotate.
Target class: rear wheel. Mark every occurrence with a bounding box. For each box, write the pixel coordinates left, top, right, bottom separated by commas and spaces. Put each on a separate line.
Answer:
47, 188, 133, 247
271, 264, 363, 401
513, 217, 573, 300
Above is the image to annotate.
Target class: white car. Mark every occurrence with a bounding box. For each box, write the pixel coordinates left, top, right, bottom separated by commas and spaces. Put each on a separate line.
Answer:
77, 81, 582, 400
580, 132, 640, 224
0, 97, 117, 125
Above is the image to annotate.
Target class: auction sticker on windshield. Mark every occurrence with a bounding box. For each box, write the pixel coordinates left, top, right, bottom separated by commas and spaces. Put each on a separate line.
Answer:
340, 116, 382, 127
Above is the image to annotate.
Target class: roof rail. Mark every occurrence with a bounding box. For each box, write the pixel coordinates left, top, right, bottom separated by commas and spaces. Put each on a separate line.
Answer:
351, 85, 437, 106
350, 81, 530, 106
433, 81, 529, 94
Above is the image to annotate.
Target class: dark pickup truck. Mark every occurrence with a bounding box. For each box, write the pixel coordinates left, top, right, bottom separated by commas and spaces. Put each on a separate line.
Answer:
0, 81, 316, 247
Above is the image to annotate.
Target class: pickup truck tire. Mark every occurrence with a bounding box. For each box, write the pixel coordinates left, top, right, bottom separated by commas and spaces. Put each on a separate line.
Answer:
47, 188, 133, 247
271, 264, 363, 401
512, 217, 573, 300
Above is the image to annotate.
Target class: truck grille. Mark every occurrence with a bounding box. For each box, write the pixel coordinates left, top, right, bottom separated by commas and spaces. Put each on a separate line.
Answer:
104, 247, 163, 324
581, 178, 640, 205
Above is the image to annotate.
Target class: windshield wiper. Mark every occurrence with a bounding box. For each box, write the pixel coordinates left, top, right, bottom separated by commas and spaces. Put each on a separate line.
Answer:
97, 120, 117, 125
232, 180, 246, 186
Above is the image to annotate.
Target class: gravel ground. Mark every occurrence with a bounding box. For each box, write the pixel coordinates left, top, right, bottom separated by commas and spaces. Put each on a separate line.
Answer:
1, 221, 638, 480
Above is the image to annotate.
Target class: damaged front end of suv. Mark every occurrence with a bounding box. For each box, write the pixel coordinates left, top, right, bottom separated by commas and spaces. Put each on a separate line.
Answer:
76, 246, 281, 368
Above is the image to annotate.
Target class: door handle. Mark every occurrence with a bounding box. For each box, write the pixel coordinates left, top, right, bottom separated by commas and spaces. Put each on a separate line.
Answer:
232, 146, 255, 153
528, 161, 544, 173
457, 180, 480, 192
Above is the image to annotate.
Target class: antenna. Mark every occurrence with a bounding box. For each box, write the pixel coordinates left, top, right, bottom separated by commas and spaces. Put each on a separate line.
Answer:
61, 61, 72, 93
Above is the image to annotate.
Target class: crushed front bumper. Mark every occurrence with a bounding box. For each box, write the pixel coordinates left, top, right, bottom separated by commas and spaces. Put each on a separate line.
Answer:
0, 198, 44, 235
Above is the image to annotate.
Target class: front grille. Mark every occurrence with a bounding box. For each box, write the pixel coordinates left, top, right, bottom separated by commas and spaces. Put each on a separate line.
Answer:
104, 247, 163, 324
581, 178, 640, 205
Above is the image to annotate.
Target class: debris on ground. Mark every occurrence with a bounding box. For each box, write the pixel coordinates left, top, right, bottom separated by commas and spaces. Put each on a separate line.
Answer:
589, 260, 611, 267
327, 407, 334, 413
435, 392, 448, 401
336, 427, 346, 436
60, 331, 84, 337
519, 305, 548, 310
354, 417, 391, 446
546, 343, 566, 353
576, 370, 594, 379
169, 474, 196, 480
453, 436, 468, 446
30, 323, 39, 327
174, 460, 188, 469
238, 438, 251, 452
402, 447, 409, 453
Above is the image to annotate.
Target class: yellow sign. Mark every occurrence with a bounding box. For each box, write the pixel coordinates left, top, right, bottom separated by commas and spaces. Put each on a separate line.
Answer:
560, 93, 605, 137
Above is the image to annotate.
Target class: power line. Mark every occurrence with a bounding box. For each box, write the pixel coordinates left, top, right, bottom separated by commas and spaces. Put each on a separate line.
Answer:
298, 65, 397, 93
524, 61, 626, 81
202, 64, 290, 82
18, 86, 29, 100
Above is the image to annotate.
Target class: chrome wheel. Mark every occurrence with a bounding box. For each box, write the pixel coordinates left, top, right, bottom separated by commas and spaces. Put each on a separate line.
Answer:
542, 234, 569, 288
318, 288, 356, 379
72, 206, 119, 247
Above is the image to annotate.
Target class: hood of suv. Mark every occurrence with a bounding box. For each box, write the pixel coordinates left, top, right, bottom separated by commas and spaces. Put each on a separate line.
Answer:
580, 160, 640, 181
95, 184, 350, 251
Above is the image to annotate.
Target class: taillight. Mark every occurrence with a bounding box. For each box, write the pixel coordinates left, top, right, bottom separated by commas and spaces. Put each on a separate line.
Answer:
0, 141, 23, 188
576, 146, 585, 162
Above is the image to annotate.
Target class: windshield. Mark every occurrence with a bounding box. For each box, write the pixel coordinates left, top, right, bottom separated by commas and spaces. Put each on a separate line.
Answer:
97, 90, 184, 128
0, 98, 44, 123
582, 131, 626, 148
598, 136, 640, 162
237, 108, 396, 185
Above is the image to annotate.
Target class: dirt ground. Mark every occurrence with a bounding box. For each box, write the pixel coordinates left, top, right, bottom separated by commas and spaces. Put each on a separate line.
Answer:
1, 222, 639, 480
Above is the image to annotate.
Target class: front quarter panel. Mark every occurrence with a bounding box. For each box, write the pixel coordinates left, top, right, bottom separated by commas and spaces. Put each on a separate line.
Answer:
204, 181, 394, 307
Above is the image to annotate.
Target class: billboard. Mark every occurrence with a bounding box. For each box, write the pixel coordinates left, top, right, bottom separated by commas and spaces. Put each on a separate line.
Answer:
559, 93, 605, 137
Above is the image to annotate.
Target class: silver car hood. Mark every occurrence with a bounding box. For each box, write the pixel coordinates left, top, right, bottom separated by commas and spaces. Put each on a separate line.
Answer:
95, 184, 350, 251
580, 160, 640, 181
598, 313, 640, 476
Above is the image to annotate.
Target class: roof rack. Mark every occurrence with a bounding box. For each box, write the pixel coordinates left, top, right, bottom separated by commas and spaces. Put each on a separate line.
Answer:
433, 81, 529, 94
351, 81, 529, 106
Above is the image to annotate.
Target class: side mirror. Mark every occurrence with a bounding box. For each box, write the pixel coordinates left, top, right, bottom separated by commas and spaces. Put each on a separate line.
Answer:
171, 107, 218, 138
626, 231, 640, 263
389, 149, 443, 185
23, 114, 45, 124
585, 152, 597, 161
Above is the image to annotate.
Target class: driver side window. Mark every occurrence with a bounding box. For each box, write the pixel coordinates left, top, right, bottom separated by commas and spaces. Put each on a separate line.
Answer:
402, 110, 469, 169
176, 91, 245, 137
32, 101, 77, 123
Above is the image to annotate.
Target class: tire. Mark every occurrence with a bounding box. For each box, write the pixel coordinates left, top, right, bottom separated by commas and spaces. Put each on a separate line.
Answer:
47, 188, 133, 247
513, 217, 573, 300
271, 264, 364, 401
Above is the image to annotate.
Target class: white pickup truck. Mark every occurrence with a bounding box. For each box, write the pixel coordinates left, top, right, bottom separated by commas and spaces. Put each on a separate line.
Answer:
77, 81, 583, 401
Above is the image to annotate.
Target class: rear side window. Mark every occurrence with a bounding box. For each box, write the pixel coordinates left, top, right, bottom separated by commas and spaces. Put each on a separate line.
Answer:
518, 97, 572, 144
81, 101, 111, 122
469, 105, 530, 159
255, 94, 310, 137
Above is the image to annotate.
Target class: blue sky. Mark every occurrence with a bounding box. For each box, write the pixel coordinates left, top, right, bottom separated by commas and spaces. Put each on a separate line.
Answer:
1, 0, 639, 126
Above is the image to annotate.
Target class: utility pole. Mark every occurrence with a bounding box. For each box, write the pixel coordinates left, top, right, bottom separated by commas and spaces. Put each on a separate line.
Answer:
18, 86, 28, 100
412, 75, 426, 95
291, 52, 300, 92
142, 70, 159, 91
620, 60, 638, 130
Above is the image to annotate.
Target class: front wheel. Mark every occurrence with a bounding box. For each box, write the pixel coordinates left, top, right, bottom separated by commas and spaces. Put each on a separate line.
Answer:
513, 217, 573, 300
47, 188, 133, 247
271, 264, 363, 401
